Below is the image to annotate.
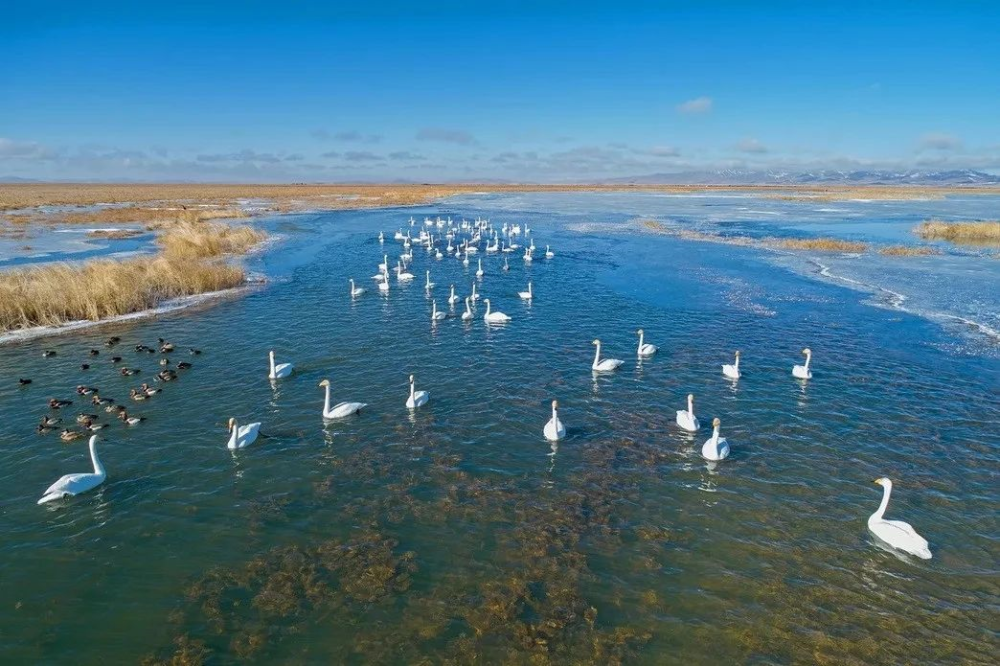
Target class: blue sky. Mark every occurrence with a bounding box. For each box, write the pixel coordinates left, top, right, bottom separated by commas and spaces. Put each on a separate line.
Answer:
2, 1, 998, 181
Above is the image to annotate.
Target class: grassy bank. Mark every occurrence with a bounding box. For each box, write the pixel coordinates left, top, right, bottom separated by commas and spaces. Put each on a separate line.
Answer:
0, 220, 266, 333
913, 220, 1000, 243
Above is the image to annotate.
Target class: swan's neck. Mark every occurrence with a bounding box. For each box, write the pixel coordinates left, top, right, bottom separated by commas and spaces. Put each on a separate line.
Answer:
228, 420, 239, 448
710, 425, 720, 445
552, 405, 558, 421
593, 343, 601, 366
734, 354, 740, 370
450, 285, 455, 297
432, 302, 437, 316
528, 283, 532, 295
638, 331, 644, 349
89, 438, 105, 476
465, 299, 471, 314
687, 396, 694, 415
803, 353, 811, 370
485, 301, 491, 316
269, 353, 275, 375
409, 380, 415, 400
323, 385, 331, 415
873, 482, 891, 520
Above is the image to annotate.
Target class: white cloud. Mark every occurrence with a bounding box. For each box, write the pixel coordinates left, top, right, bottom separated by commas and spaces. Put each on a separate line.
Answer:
416, 128, 477, 145
0, 137, 56, 160
676, 96, 713, 115
918, 132, 963, 151
736, 138, 768, 154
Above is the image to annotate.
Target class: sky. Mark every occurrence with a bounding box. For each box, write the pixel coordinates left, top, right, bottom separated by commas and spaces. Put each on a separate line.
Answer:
1, 1, 998, 182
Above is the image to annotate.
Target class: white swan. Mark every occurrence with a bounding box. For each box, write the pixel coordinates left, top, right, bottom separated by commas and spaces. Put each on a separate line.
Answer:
462, 253, 470, 266
722, 351, 741, 379
793, 348, 813, 379
518, 282, 533, 300
523, 248, 533, 263
636, 329, 657, 357
378, 231, 385, 243
462, 296, 473, 321
268, 350, 294, 379
483, 298, 511, 323
396, 262, 414, 282
319, 379, 367, 419
503, 256, 510, 271
476, 258, 484, 278
591, 339, 623, 372
431, 300, 446, 321
378, 275, 390, 293
869, 478, 932, 559
349, 278, 366, 297
545, 245, 554, 258
470, 282, 480, 301
425, 271, 435, 290
227, 417, 261, 450
701, 418, 729, 461
406, 374, 429, 409
38, 434, 106, 504
447, 284, 459, 304
543, 400, 565, 441
378, 254, 389, 272
676, 394, 700, 432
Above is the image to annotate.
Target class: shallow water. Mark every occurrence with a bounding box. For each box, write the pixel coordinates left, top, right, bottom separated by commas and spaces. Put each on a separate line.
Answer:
1, 194, 998, 664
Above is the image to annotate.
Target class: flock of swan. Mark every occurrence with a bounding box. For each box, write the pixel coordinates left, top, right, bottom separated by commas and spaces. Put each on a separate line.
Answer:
35, 215, 932, 561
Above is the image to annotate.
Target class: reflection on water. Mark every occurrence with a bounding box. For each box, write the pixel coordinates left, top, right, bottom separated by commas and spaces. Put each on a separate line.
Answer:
0, 197, 997, 663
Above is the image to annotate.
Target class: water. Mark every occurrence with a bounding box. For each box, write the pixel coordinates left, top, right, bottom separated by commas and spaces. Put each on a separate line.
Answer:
1, 194, 998, 664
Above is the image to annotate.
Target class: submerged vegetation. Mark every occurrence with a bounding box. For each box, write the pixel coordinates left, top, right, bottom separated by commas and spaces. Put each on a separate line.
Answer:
769, 237, 869, 253
914, 220, 1000, 243
0, 219, 265, 333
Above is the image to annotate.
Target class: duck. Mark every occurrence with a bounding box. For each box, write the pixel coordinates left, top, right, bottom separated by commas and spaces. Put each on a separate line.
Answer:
18, 378, 32, 386
159, 357, 171, 366
425, 271, 435, 290
676, 394, 700, 432
545, 245, 555, 259
349, 278, 366, 297
591, 340, 623, 372
868, 478, 932, 559
80, 364, 91, 370
60, 429, 83, 442
38, 435, 106, 504
111, 356, 123, 363
268, 350, 294, 379
483, 299, 511, 323
431, 300, 447, 321
120, 367, 139, 376
40, 415, 61, 428
476, 258, 484, 278
118, 411, 145, 426
156, 369, 177, 382
129, 388, 149, 401
406, 374, 429, 409
792, 348, 813, 379
636, 329, 657, 357
76, 385, 98, 395
134, 344, 150, 353
88, 349, 100, 356
318, 379, 366, 419
701, 418, 730, 461
158, 338, 175, 353
462, 296, 474, 321
105, 336, 121, 347
176, 361, 192, 370
42, 350, 57, 358
91, 394, 114, 407
76, 413, 98, 424
722, 351, 741, 379
82, 419, 106, 432
543, 400, 566, 441
226, 417, 261, 449
189, 348, 202, 355
48, 398, 73, 409
104, 403, 120, 413
518, 282, 533, 301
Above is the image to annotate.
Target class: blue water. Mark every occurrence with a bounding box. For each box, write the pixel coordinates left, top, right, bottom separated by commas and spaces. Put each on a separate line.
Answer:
0, 193, 997, 664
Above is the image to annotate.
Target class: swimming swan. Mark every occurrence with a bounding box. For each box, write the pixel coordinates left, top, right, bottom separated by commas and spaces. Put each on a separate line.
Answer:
591, 339, 623, 372
722, 351, 741, 379
518, 282, 533, 300
545, 245, 554, 258
38, 435, 106, 504
448, 284, 459, 304
406, 374, 429, 409
462, 296, 473, 321
868, 478, 932, 559
431, 300, 447, 321
268, 350, 294, 379
636, 329, 657, 357
476, 258, 484, 278
793, 348, 813, 379
701, 418, 730, 460
543, 400, 565, 441
227, 417, 261, 450
425, 271, 435, 290
676, 393, 700, 432
483, 299, 511, 323
349, 279, 366, 297
318, 379, 366, 419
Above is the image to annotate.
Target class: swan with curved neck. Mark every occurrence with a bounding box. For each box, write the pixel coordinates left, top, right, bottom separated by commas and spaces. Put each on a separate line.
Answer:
38, 435, 106, 504
227, 417, 261, 450
543, 400, 565, 441
483, 299, 511, 323
448, 284, 459, 304
868, 478, 932, 559
793, 348, 813, 379
591, 339, 623, 372
701, 418, 729, 460
519, 282, 533, 300
636, 329, 658, 357
545, 245, 554, 258
431, 300, 446, 321
406, 374, 429, 409
476, 258, 484, 278
396, 262, 414, 281
470, 282, 480, 301
425, 270, 435, 290
349, 279, 366, 297
722, 351, 741, 379
462, 296, 473, 320
503, 256, 510, 271
318, 379, 366, 419
676, 393, 700, 432
268, 350, 294, 379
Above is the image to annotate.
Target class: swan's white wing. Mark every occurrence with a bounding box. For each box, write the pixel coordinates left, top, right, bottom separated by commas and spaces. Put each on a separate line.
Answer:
42, 472, 103, 500
236, 422, 261, 448
883, 519, 930, 549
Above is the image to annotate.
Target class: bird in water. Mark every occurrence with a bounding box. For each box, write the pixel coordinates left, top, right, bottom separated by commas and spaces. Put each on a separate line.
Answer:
38, 435, 107, 504
120, 367, 139, 376
59, 429, 83, 442
42, 350, 57, 358
118, 411, 145, 426
18, 378, 32, 386
868, 478, 932, 560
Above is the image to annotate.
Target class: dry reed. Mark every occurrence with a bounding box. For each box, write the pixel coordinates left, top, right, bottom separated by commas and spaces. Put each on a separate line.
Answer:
913, 220, 1000, 242
878, 245, 939, 256
769, 237, 869, 253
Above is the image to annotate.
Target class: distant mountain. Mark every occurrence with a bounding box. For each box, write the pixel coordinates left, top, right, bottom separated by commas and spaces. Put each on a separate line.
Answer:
601, 169, 1000, 186
0, 175, 42, 183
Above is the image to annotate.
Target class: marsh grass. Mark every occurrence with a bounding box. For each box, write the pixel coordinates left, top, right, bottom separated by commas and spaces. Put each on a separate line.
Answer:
879, 245, 939, 256
914, 220, 1000, 243
86, 229, 146, 239
157, 219, 268, 259
769, 237, 869, 253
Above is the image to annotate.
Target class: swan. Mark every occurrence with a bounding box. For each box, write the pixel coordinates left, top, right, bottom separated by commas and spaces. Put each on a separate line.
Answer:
431, 300, 447, 321
868, 478, 932, 559
518, 282, 533, 300
378, 254, 389, 272
406, 374, 429, 409
543, 400, 565, 441
378, 230, 385, 243
676, 394, 700, 432
470, 282, 480, 301
503, 256, 510, 271
483, 299, 511, 323
462, 296, 473, 320
349, 279, 366, 297
591, 339, 623, 372
523, 248, 533, 263
793, 348, 813, 379
318, 379, 366, 419
425, 271, 435, 290
636, 329, 658, 357
396, 262, 415, 282
722, 351, 741, 379
463, 253, 470, 267
448, 284, 459, 304
226, 417, 261, 449
38, 435, 107, 504
701, 418, 730, 461
268, 350, 294, 379
476, 258, 484, 278
378, 275, 390, 292
435, 248, 443, 259
545, 245, 554, 258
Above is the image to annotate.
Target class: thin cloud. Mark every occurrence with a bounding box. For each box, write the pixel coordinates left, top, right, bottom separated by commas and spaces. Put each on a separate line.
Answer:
636, 145, 681, 158
918, 132, 962, 151
196, 149, 283, 164
388, 151, 425, 161
736, 138, 768, 154
416, 128, 476, 145
334, 130, 382, 143
676, 96, 713, 115
0, 137, 57, 160
343, 151, 384, 162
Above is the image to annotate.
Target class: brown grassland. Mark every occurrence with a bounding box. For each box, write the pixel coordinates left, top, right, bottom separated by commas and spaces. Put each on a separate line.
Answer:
913, 220, 1000, 243
879, 245, 940, 256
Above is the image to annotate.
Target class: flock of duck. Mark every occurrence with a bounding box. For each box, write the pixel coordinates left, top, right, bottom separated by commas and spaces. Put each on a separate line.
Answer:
31, 214, 932, 561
